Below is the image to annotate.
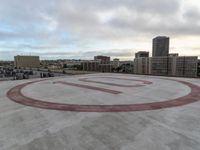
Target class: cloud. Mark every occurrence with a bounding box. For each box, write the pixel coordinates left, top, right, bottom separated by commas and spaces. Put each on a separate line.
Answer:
0, 0, 200, 60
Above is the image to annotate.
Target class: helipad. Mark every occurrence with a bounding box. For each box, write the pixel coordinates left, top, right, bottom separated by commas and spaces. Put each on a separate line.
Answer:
0, 73, 200, 150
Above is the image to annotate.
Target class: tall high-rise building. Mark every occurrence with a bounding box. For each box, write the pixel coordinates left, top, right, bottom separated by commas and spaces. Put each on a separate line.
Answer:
152, 36, 169, 57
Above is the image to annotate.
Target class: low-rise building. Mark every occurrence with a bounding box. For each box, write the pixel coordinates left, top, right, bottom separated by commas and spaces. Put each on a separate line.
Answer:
149, 56, 174, 76
134, 58, 149, 75
82, 55, 112, 72
197, 60, 200, 77
99, 64, 112, 73
14, 56, 40, 68
135, 51, 149, 58
94, 56, 110, 64
168, 53, 179, 57
175, 56, 198, 77
82, 60, 100, 72
81, 60, 112, 73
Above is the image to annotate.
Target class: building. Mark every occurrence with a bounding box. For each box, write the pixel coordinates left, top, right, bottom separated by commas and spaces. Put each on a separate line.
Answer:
81, 59, 112, 73
81, 56, 112, 72
175, 56, 198, 77
134, 58, 149, 74
134, 37, 198, 77
134, 56, 198, 77
14, 56, 40, 68
99, 64, 112, 72
94, 56, 110, 64
135, 51, 149, 58
149, 56, 174, 76
198, 60, 200, 77
168, 53, 179, 57
153, 36, 169, 57
81, 60, 100, 72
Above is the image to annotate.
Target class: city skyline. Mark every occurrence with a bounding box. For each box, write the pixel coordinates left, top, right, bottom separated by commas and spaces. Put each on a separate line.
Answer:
0, 0, 200, 60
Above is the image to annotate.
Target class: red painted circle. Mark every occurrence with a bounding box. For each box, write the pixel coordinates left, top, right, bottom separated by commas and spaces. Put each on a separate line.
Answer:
6, 78, 200, 112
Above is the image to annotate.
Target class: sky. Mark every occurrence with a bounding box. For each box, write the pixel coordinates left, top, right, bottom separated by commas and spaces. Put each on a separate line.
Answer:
0, 0, 200, 60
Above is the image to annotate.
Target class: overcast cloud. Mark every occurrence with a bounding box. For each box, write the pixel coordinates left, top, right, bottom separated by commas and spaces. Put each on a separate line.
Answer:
0, 0, 200, 60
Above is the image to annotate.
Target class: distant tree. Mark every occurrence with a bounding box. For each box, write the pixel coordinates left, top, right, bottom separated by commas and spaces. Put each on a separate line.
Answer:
63, 64, 68, 68
74, 64, 82, 70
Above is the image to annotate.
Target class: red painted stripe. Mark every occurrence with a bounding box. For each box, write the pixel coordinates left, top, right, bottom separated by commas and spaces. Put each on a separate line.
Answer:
79, 78, 145, 87
99, 77, 152, 84
53, 81, 122, 94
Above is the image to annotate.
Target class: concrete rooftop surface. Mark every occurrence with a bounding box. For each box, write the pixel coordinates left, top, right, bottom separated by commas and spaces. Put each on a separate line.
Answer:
0, 73, 200, 150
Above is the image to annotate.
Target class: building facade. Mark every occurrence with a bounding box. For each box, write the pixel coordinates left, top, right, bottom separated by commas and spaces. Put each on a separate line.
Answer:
175, 56, 198, 77
94, 56, 110, 64
149, 56, 174, 76
81, 60, 112, 72
99, 64, 112, 72
168, 53, 179, 57
153, 36, 169, 57
134, 58, 149, 75
135, 51, 149, 58
197, 60, 200, 77
81, 61, 100, 72
134, 56, 198, 77
14, 56, 40, 68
